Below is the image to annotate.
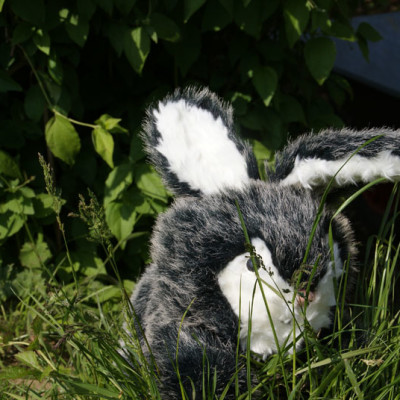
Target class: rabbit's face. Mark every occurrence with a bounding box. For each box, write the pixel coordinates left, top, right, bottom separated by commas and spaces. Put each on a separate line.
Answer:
218, 237, 343, 357
151, 181, 351, 357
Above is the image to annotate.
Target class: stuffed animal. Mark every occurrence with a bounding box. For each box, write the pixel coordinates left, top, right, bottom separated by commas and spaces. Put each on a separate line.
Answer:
126, 87, 400, 398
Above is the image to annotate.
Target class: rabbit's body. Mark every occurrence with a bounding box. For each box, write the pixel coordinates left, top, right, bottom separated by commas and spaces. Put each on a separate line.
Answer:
124, 87, 400, 398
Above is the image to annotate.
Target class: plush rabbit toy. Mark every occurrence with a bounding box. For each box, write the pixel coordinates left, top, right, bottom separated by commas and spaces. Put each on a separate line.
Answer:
127, 87, 400, 398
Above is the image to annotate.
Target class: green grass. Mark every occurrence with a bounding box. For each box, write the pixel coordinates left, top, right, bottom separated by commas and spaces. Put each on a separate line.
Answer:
2, 181, 400, 399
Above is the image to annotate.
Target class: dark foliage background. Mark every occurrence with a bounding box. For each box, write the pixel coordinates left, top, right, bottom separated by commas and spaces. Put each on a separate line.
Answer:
0, 0, 386, 303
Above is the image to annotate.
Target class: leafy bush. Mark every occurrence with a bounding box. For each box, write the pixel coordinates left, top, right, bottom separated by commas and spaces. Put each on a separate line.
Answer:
0, 0, 382, 298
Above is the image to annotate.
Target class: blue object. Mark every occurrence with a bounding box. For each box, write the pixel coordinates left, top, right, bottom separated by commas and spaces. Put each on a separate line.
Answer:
334, 12, 400, 98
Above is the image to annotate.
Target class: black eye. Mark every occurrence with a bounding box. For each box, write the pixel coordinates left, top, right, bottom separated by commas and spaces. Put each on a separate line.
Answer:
246, 257, 258, 272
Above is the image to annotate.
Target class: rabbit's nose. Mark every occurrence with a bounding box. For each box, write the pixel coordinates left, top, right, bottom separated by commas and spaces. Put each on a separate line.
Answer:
296, 290, 315, 307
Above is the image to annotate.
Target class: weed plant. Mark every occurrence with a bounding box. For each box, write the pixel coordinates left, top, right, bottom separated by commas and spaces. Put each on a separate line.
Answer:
1, 172, 400, 399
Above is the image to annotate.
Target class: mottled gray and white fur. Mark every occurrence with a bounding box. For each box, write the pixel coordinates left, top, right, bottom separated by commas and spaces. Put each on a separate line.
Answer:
124, 87, 400, 398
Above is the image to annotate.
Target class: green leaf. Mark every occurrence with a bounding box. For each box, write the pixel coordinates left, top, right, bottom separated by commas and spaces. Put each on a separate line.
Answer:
15, 351, 42, 371
240, 107, 284, 149
307, 99, 343, 131
93, 0, 113, 15
53, 87, 72, 116
167, 24, 201, 77
114, 0, 136, 15
33, 29, 50, 55
104, 163, 134, 206
252, 66, 278, 107
42, 73, 61, 104
129, 133, 146, 163
0, 211, 25, 239
81, 255, 107, 277
326, 75, 353, 107
24, 85, 46, 122
135, 164, 168, 202
329, 20, 356, 41
105, 200, 136, 244
92, 126, 114, 168
219, 0, 233, 16
147, 27, 159, 44
262, 109, 285, 150
124, 27, 150, 74
0, 150, 21, 178
21, 185, 40, 199
11, 268, 46, 299
123, 279, 135, 293
94, 285, 121, 302
45, 115, 81, 166
230, 92, 252, 116
0, 0, 5, 12
202, 0, 232, 32
234, 0, 278, 38
184, 0, 206, 23
32, 193, 57, 219
48, 53, 64, 85
126, 190, 152, 215
106, 23, 127, 56
0, 189, 35, 215
311, 9, 331, 33
239, 107, 264, 131
250, 139, 273, 162
239, 51, 259, 79
280, 95, 306, 124
150, 13, 181, 42
65, 14, 90, 47
0, 366, 40, 380
78, 0, 97, 19
357, 37, 369, 62
95, 114, 128, 134
283, 0, 310, 48
59, 8, 69, 20
0, 70, 22, 93
304, 37, 336, 85
40, 365, 54, 381
249, 138, 273, 179
64, 250, 106, 277
9, 0, 45, 25
12, 22, 35, 45
19, 234, 52, 269
357, 22, 382, 42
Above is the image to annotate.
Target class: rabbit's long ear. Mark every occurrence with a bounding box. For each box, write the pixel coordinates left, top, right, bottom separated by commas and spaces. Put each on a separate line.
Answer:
268, 128, 400, 189
142, 87, 259, 196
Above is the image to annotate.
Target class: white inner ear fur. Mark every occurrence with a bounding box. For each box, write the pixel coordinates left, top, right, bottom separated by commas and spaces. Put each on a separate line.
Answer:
217, 238, 343, 358
281, 151, 400, 189
153, 100, 251, 195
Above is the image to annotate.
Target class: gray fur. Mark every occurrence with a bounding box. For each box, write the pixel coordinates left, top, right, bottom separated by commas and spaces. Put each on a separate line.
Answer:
269, 128, 400, 183
124, 88, 400, 398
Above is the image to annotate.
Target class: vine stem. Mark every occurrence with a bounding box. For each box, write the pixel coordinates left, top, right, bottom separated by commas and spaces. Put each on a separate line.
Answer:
52, 109, 98, 129
19, 45, 53, 109
19, 45, 99, 130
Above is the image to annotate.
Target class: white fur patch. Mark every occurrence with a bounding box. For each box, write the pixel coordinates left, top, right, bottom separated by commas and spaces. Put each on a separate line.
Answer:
153, 100, 250, 195
217, 238, 343, 358
281, 151, 400, 189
